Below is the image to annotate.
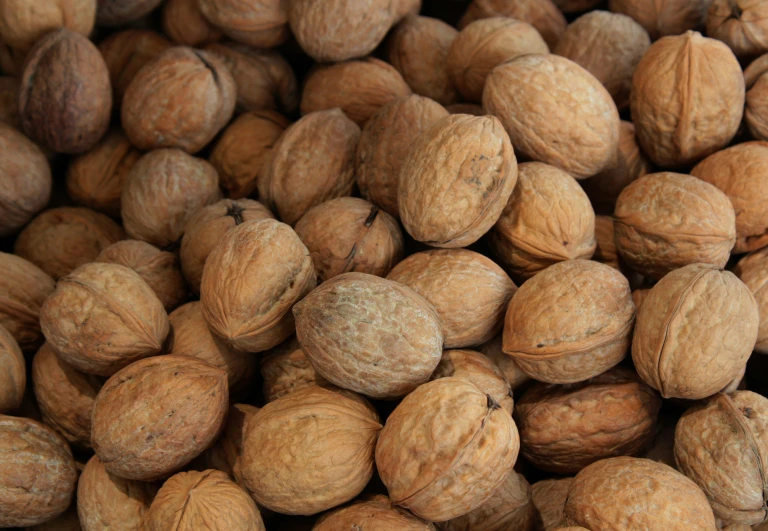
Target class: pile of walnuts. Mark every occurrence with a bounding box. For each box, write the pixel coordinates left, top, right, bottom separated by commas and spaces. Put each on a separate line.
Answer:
3, 0, 768, 530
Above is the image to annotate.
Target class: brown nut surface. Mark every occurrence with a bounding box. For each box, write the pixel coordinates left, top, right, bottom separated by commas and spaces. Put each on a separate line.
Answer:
431, 349, 513, 414
96, 0, 163, 26
632, 263, 759, 400
459, 0, 567, 49
195, 403, 259, 482
0, 325, 24, 413
161, 0, 222, 46
707, 0, 768, 58
609, 0, 712, 39
314, 495, 434, 531
746, 54, 768, 141
260, 337, 333, 403
734, 247, 768, 354
531, 478, 573, 531
592, 215, 620, 270
198, 0, 288, 48
480, 335, 531, 391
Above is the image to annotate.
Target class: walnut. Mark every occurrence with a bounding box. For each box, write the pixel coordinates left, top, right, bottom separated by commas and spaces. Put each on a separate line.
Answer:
96, 0, 163, 26
161, 0, 222, 46
632, 288, 651, 311
431, 349, 513, 413
734, 247, 768, 354
315, 495, 434, 531
531, 478, 573, 531
198, 0, 288, 48
260, 337, 334, 402
706, 0, 768, 58
459, 0, 567, 49
0, 76, 19, 128
394, 0, 422, 20
194, 403, 259, 482
609, 0, 713, 40
593, 215, 620, 271
0, 325, 24, 413
479, 335, 531, 391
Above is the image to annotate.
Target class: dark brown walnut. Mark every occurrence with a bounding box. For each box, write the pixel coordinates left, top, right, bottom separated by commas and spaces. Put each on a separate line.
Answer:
195, 403, 259, 482
315, 495, 434, 531
613, 172, 736, 280
531, 478, 573, 531
0, 325, 24, 413
446, 103, 485, 115
448, 17, 549, 103
40, 262, 169, 376
261, 337, 333, 403
201, 219, 316, 352
632, 264, 759, 400
610, 0, 715, 40
480, 335, 531, 391
14, 206, 125, 280
181, 198, 275, 293
121, 148, 221, 249
631, 31, 744, 168
259, 109, 360, 226
376, 377, 519, 522
484, 55, 620, 179
294, 272, 443, 399
122, 46, 236, 154
489, 162, 596, 279
241, 385, 382, 515
27, 503, 82, 531
91, 355, 228, 481
394, 0, 422, 20
162, 0, 222, 46
0, 415, 78, 527
642, 416, 678, 469
431, 349, 513, 413
593, 215, 620, 270
387, 249, 516, 348
564, 457, 717, 530
96, 0, 163, 26
300, 58, 412, 126
198, 0, 288, 48
0, 252, 54, 351
0, 76, 20, 127
734, 247, 768, 354
503, 259, 635, 384
356, 94, 448, 218
707, 0, 768, 58
459, 0, 566, 49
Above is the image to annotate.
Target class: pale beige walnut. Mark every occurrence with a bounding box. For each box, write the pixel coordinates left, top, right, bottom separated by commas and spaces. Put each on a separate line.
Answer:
614, 172, 736, 280
0, 415, 78, 527
459, 0, 567, 49
631, 31, 744, 168
40, 262, 169, 377
14, 206, 125, 280
121, 148, 221, 249
295, 197, 404, 282
200, 219, 316, 353
489, 162, 596, 279
448, 17, 549, 103
564, 457, 717, 530
734, 247, 768, 354
483, 55, 620, 179
198, 0, 288, 48
162, 0, 222, 46
431, 349, 513, 414
707, 0, 768, 57
479, 335, 531, 391
122, 47, 236, 154
376, 377, 520, 522
387, 249, 516, 348
259, 109, 359, 226
300, 58, 412, 126
356, 94, 448, 218
261, 337, 333, 403
531, 478, 573, 531
314, 495, 434, 531
593, 216, 620, 270
288, 0, 393, 62
0, 325, 24, 413
195, 403, 259, 482
96, 0, 163, 25
632, 263, 759, 400
609, 0, 714, 39
241, 385, 382, 515
503, 259, 634, 384
0, 76, 19, 128
294, 272, 443, 399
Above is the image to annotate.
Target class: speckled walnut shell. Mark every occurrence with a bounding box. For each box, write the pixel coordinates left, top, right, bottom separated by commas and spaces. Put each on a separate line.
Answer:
614, 172, 736, 280
399, 114, 517, 248
706, 0, 768, 58
563, 457, 717, 530
161, 0, 222, 46
0, 325, 24, 413
459, 0, 567, 49
480, 335, 531, 391
261, 337, 333, 403
294, 272, 443, 399
0, 252, 54, 351
200, 219, 316, 352
259, 109, 359, 226
609, 0, 714, 40
122, 46, 236, 154
0, 415, 78, 527
96, 0, 163, 25
593, 216, 620, 271
40, 262, 169, 376
503, 259, 634, 384
0, 76, 19, 127
14, 206, 125, 280
241, 385, 382, 515
483, 54, 620, 179
431, 349, 513, 414
489, 162, 596, 279
734, 247, 768, 354
195, 403, 259, 482
376, 377, 520, 522
632, 263, 759, 400
315, 495, 434, 531
531, 478, 573, 531
198, 0, 288, 48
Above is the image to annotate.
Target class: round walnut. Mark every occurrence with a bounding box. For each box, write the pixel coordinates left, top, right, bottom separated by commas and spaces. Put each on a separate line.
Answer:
399, 114, 517, 248
614, 172, 736, 280
241, 385, 382, 515
484, 54, 621, 179
592, 215, 620, 271
480, 335, 531, 391
631, 31, 744, 168
161, 0, 222, 46
531, 478, 573, 531
564, 457, 717, 530
14, 206, 125, 280
707, 0, 768, 58
0, 415, 78, 527
96, 0, 163, 26
195, 403, 259, 482
315, 495, 434, 531
376, 377, 519, 522
609, 0, 715, 40
259, 109, 359, 226
0, 76, 19, 128
503, 259, 635, 384
122, 46, 236, 154
198, 0, 288, 48
459, 0, 567, 49
632, 263, 759, 400
294, 272, 443, 399
40, 262, 169, 376
746, 53, 768, 141
734, 247, 768, 354
431, 349, 513, 413
0, 325, 24, 413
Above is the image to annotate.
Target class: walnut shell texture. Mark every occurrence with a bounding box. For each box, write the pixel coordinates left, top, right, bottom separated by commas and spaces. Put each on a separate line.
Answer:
431, 349, 514, 413
707, 0, 768, 58
195, 403, 259, 482
197, 0, 288, 48
746, 54, 768, 141
0, 325, 24, 413
314, 495, 434, 531
459, 0, 567, 49
734, 247, 768, 354
161, 0, 222, 47
593, 215, 620, 270
609, 0, 715, 40
96, 0, 163, 25
531, 478, 573, 531
260, 337, 332, 403
479, 335, 531, 391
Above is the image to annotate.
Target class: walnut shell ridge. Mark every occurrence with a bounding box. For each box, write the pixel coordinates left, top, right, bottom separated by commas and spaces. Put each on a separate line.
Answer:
431, 349, 514, 414
314, 495, 434, 531
706, 0, 768, 58
531, 477, 573, 531
260, 337, 333, 403
0, 324, 24, 413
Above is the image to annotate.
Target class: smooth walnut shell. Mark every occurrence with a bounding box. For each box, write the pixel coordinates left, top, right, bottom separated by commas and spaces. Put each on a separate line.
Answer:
479, 335, 531, 391
459, 0, 567, 49
632, 263, 759, 400
0, 76, 19, 127
483, 54, 620, 179
489, 162, 596, 279
96, 0, 162, 25
503, 259, 635, 384
259, 109, 359, 226
593, 215, 620, 270
315, 495, 434, 531
0, 325, 24, 413
609, 0, 714, 40
399, 114, 517, 248
614, 172, 736, 280
195, 403, 259, 482
531, 478, 573, 531
241, 385, 382, 515
707, 0, 768, 58
734, 247, 768, 354
0, 252, 54, 351
200, 219, 317, 352
40, 262, 169, 376
294, 272, 444, 399
376, 377, 520, 522
161, 0, 222, 46
387, 249, 516, 348
431, 349, 513, 414
198, 0, 288, 48
261, 337, 333, 403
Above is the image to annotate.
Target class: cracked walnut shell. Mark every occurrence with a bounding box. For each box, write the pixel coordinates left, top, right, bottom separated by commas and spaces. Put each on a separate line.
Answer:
734, 247, 768, 354
0, 325, 24, 413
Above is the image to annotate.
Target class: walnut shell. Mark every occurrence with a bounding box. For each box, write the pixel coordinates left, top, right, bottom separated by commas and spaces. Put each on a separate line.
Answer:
198, 0, 288, 48
503, 259, 634, 384
592, 215, 620, 271
706, 0, 768, 58
459, 0, 567, 49
40, 262, 169, 376
314, 495, 434, 531
552, 0, 601, 12
609, 0, 713, 40
195, 403, 259, 482
0, 325, 24, 413
734, 247, 768, 354
746, 54, 768, 141
161, 0, 222, 47
531, 478, 573, 531
241, 385, 382, 515
479, 335, 531, 391
0, 415, 78, 527
294, 272, 444, 399
96, 0, 162, 25
431, 349, 513, 414
483, 54, 620, 179
0, 76, 19, 127
200, 219, 317, 352
260, 337, 335, 403
632, 263, 759, 400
